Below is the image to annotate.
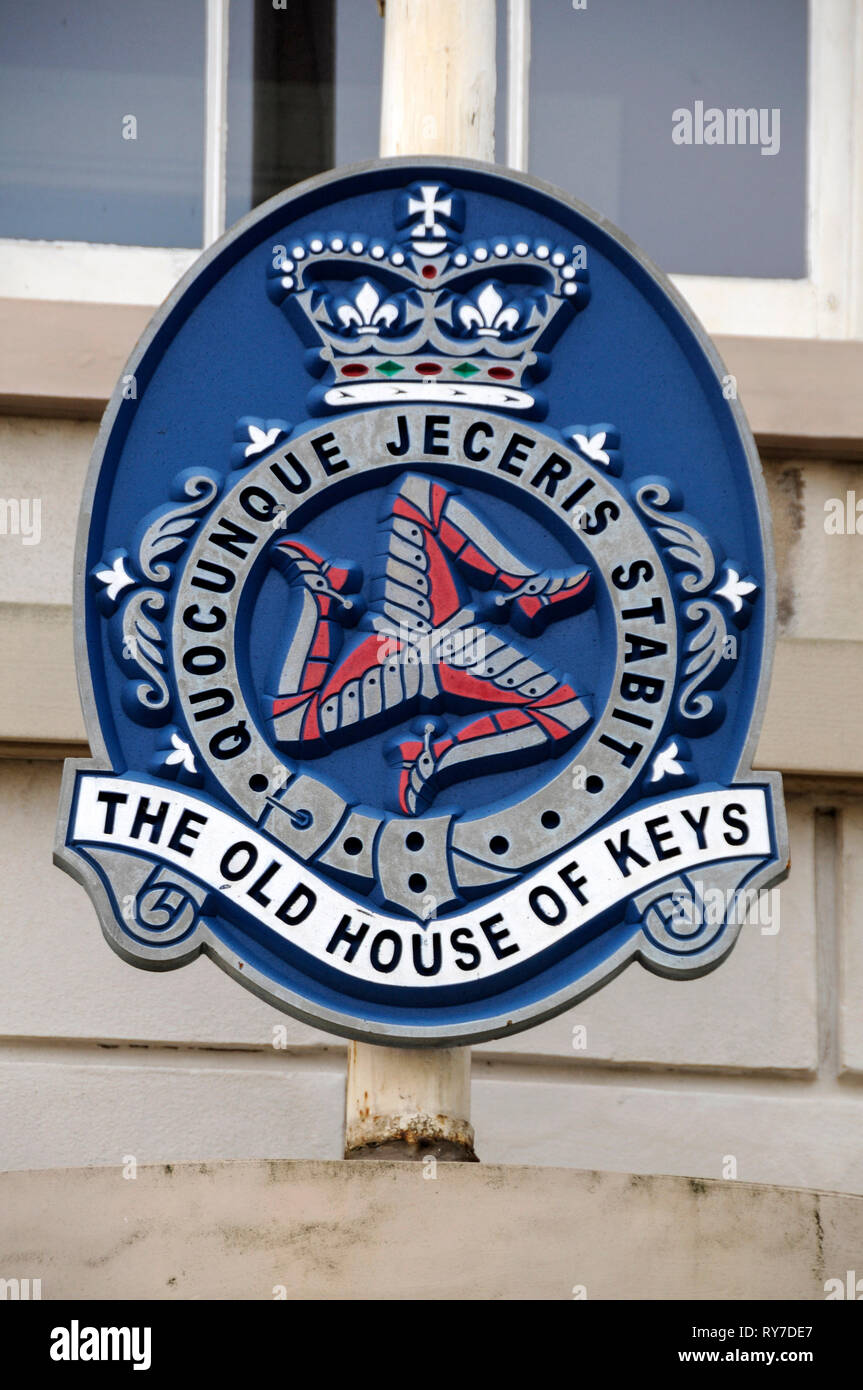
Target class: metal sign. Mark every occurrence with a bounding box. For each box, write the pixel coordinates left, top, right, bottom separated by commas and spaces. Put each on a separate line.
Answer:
56, 158, 788, 1044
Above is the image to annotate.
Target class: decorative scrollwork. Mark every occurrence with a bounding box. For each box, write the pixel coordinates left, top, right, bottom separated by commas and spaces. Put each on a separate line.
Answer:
635, 482, 716, 593
138, 473, 220, 583
128, 865, 205, 944
122, 588, 170, 714
639, 877, 726, 956
136, 883, 201, 939
678, 599, 728, 722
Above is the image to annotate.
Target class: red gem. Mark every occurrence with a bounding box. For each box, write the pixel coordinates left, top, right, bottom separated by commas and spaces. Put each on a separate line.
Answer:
421, 265, 437, 279
341, 364, 368, 377
488, 367, 514, 380
416, 362, 442, 375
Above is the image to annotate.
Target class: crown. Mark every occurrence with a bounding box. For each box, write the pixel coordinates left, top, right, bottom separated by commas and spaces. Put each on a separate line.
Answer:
267, 181, 589, 415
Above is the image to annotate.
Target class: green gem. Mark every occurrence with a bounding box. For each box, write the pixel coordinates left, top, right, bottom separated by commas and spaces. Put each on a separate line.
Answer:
376, 360, 404, 376
453, 362, 480, 377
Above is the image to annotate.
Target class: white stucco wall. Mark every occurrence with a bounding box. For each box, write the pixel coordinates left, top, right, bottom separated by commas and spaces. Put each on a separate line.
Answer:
2, 1159, 860, 1301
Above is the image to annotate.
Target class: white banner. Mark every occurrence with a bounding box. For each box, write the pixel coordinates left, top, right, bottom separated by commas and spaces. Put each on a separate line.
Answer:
71, 775, 772, 988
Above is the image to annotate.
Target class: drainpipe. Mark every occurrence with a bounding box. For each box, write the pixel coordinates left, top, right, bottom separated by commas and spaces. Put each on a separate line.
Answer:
344, 0, 497, 1162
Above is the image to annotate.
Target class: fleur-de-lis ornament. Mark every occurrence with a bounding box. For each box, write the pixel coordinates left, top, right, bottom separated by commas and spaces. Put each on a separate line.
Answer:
335, 281, 400, 335
457, 282, 523, 337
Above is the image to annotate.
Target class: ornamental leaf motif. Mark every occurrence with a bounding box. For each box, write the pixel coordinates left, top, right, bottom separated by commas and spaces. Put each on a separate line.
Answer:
139, 474, 220, 584
678, 599, 727, 721
457, 282, 523, 336
122, 588, 170, 714
635, 482, 716, 594
335, 281, 400, 334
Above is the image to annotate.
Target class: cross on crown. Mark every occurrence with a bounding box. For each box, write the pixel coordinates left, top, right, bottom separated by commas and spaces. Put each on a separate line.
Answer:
398, 184, 464, 255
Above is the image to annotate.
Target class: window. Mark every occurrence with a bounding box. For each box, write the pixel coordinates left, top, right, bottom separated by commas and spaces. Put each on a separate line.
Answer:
0, 0, 382, 249
504, 0, 862, 338
0, 0, 206, 247
523, 0, 807, 279
1, 0, 860, 341
226, 0, 383, 227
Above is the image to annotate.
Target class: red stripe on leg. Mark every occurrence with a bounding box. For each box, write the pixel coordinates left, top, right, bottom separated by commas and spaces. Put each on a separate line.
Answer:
459, 543, 496, 577
425, 533, 462, 627
439, 518, 467, 553
322, 634, 392, 697
277, 541, 322, 563
393, 496, 432, 528
515, 595, 541, 617
439, 665, 529, 705
302, 661, 330, 690
272, 693, 309, 716
431, 483, 448, 527
456, 715, 496, 741
550, 573, 590, 601
496, 708, 532, 730
532, 708, 572, 739
535, 682, 579, 708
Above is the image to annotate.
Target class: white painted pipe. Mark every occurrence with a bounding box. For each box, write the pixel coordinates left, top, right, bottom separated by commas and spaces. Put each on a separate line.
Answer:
345, 0, 498, 1161
379, 0, 497, 160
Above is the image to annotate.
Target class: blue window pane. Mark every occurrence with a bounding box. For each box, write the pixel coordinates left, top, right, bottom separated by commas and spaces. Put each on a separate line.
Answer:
528, 0, 807, 278
334, 0, 383, 167
226, 0, 382, 228
0, 0, 205, 247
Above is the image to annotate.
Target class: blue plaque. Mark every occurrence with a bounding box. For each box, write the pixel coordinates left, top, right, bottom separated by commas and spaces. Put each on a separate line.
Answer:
56, 160, 788, 1044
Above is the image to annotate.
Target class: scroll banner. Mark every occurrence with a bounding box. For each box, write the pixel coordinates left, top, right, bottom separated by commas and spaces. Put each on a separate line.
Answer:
71, 775, 772, 988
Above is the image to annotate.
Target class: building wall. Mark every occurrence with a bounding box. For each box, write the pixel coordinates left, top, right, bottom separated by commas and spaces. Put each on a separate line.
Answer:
0, 407, 861, 1188
3, 1160, 861, 1301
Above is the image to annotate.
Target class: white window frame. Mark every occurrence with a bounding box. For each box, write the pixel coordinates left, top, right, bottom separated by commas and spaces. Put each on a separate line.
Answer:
506, 0, 863, 341
1, 0, 860, 342
0, 0, 229, 307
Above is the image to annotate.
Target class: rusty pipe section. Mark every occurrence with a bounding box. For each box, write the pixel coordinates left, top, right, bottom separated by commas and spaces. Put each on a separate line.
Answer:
344, 1043, 478, 1161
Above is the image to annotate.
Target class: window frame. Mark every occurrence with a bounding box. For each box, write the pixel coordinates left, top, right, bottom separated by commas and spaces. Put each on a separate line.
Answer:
0, 0, 229, 305
505, 0, 862, 341
0, 0, 860, 343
